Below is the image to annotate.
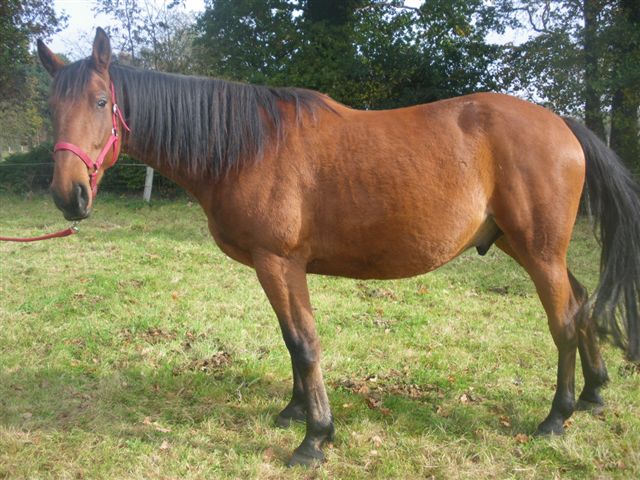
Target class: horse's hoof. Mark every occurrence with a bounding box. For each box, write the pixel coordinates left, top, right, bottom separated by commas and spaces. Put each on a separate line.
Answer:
275, 407, 306, 429
287, 444, 324, 467
276, 414, 293, 428
535, 418, 564, 436
576, 398, 605, 415
276, 413, 304, 428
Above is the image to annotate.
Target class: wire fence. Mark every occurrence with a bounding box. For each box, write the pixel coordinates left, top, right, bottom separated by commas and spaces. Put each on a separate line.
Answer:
0, 149, 184, 199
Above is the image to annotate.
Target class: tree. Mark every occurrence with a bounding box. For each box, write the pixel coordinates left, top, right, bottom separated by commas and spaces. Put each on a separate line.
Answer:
0, 0, 66, 100
94, 0, 196, 72
195, 0, 503, 109
499, 0, 639, 172
0, 54, 54, 153
608, 0, 640, 171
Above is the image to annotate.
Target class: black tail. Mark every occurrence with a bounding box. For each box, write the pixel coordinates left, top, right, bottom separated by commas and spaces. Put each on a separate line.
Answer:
563, 117, 640, 361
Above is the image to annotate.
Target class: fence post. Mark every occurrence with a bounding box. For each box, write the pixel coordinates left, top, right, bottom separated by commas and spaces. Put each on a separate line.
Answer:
143, 166, 154, 202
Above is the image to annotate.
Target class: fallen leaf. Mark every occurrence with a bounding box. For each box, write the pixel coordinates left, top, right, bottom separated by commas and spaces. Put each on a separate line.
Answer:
262, 447, 276, 462
357, 384, 370, 395
370, 435, 383, 447
365, 397, 381, 409
499, 416, 512, 428
514, 433, 529, 444
159, 440, 170, 451
436, 406, 449, 417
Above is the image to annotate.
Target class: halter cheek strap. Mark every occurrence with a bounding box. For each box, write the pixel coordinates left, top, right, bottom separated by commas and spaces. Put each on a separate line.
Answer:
54, 81, 130, 197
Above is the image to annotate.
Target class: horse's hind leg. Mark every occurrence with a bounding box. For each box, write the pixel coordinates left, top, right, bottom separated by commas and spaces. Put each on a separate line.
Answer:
498, 239, 609, 413
496, 238, 580, 434
276, 361, 307, 427
568, 271, 609, 411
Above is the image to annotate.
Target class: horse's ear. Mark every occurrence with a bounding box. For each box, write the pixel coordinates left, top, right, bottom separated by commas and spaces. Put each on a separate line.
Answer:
37, 40, 64, 77
91, 27, 111, 74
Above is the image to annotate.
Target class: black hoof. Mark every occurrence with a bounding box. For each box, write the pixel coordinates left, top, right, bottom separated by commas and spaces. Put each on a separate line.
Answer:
576, 398, 605, 415
287, 444, 324, 467
275, 404, 306, 428
535, 417, 565, 436
276, 412, 305, 428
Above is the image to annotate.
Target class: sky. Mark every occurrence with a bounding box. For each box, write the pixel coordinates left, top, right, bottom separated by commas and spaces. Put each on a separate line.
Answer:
49, 0, 205, 58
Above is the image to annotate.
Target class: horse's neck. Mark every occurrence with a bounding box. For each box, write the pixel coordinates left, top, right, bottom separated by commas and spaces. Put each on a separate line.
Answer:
122, 142, 215, 201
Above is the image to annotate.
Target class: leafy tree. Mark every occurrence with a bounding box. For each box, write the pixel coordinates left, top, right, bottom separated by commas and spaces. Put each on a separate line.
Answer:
0, 0, 66, 153
0, 0, 66, 100
94, 0, 196, 72
498, 0, 639, 171
607, 0, 639, 171
0, 54, 56, 154
194, 0, 502, 108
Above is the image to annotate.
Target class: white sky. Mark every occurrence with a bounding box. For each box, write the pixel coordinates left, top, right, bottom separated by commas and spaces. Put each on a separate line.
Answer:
48, 0, 205, 58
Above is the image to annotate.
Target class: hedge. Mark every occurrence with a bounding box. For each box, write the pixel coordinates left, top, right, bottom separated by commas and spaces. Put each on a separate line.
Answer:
0, 143, 183, 197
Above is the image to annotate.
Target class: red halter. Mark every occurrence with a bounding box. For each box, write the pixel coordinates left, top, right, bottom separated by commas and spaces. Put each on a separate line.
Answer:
54, 81, 130, 197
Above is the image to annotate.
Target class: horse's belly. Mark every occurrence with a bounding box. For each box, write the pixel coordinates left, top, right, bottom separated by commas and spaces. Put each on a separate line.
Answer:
306, 225, 473, 280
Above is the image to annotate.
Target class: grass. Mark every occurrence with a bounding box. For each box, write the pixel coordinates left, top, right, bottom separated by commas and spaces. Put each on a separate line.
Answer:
1, 193, 639, 479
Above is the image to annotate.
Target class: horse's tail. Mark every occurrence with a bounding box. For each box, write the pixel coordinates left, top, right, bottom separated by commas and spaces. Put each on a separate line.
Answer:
563, 117, 640, 361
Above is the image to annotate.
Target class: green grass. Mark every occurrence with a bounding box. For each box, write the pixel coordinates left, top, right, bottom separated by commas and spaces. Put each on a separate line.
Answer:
1, 193, 639, 479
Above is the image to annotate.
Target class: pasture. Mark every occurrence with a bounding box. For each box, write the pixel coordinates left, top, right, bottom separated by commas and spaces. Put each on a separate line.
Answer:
1, 193, 638, 479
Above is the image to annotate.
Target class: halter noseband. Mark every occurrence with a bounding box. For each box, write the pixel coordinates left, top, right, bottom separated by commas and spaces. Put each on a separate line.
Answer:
54, 81, 130, 197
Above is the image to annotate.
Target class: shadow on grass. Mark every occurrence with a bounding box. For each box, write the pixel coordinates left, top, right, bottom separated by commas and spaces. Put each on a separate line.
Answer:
0, 360, 543, 449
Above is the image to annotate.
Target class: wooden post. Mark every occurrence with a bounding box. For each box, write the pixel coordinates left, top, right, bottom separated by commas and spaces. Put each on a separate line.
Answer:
143, 166, 154, 202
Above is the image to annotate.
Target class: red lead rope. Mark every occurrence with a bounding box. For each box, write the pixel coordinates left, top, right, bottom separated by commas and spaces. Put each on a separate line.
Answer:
0, 223, 79, 242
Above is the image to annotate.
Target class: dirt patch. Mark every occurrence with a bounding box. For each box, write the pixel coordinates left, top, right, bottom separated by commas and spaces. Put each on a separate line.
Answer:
332, 369, 444, 413
174, 351, 232, 376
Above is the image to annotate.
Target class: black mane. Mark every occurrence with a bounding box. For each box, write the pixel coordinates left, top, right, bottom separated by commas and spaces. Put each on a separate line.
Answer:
51, 60, 331, 176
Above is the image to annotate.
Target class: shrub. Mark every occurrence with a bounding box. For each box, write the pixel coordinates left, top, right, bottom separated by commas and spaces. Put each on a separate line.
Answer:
0, 144, 183, 197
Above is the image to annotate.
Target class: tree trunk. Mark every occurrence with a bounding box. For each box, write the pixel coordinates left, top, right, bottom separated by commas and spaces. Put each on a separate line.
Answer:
609, 0, 640, 172
583, 0, 606, 139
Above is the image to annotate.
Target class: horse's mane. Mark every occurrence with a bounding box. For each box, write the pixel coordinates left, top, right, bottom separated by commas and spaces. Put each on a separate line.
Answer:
51, 60, 331, 176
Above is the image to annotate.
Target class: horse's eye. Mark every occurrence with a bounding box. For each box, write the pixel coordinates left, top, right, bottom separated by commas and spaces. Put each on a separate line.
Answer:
97, 98, 107, 108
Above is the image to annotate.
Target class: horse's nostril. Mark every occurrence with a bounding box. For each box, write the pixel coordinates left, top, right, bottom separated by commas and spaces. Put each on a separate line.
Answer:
75, 183, 89, 212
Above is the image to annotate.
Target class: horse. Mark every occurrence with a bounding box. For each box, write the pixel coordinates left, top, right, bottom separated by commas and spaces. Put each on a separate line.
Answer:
37, 28, 640, 467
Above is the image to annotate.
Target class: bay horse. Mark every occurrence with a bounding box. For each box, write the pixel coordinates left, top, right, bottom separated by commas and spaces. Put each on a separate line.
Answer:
37, 29, 640, 466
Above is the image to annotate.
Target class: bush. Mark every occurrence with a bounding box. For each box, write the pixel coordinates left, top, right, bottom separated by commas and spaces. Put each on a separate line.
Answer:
0, 142, 54, 193
0, 144, 183, 197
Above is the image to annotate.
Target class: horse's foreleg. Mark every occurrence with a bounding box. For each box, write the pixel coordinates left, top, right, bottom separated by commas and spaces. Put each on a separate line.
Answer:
568, 271, 609, 412
253, 251, 334, 466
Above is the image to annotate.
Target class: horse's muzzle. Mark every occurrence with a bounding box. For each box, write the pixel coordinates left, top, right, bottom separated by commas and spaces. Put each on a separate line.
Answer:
52, 182, 91, 221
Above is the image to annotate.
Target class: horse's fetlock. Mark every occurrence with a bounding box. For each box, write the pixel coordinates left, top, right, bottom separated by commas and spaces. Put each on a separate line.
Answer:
288, 342, 319, 370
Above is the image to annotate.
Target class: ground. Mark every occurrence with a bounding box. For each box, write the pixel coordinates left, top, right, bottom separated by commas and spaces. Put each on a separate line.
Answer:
1, 193, 638, 479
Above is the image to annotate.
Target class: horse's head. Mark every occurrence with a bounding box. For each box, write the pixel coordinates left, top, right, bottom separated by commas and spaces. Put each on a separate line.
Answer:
38, 28, 124, 220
